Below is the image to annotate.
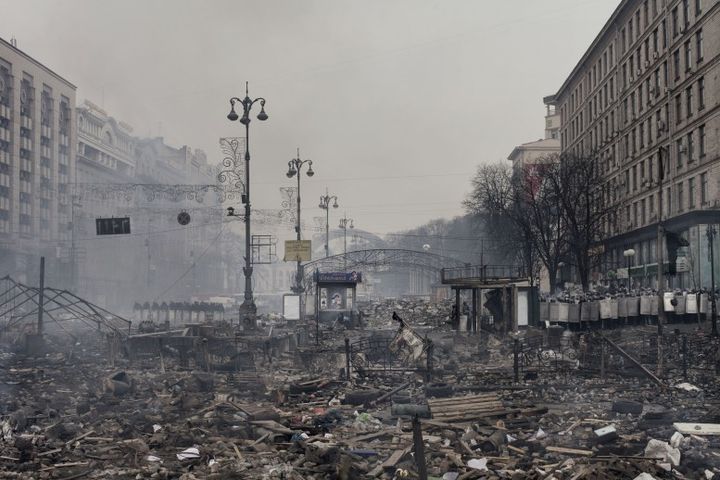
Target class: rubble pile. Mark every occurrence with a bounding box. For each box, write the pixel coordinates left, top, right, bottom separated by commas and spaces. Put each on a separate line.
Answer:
359, 299, 453, 328
0, 320, 719, 479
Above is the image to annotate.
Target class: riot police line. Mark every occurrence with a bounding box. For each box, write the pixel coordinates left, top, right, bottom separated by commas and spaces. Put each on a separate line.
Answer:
539, 289, 718, 329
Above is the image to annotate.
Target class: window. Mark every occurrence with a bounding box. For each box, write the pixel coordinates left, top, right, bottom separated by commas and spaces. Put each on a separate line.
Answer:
639, 84, 644, 112
687, 132, 694, 162
622, 27, 627, 52
695, 0, 701, 15
661, 20, 667, 49
644, 1, 649, 27
652, 29, 658, 55
699, 124, 705, 157
684, 40, 692, 71
667, 187, 672, 214
625, 169, 630, 194
701, 172, 708, 204
675, 94, 682, 124
650, 193, 655, 215
698, 77, 705, 109
633, 165, 638, 190
672, 7, 679, 36
641, 198, 647, 224
676, 138, 683, 169
634, 202, 639, 226
696, 29, 703, 61
673, 50, 680, 80
682, 0, 690, 29
688, 177, 695, 208
677, 182, 684, 211
629, 19, 634, 43
686, 86, 693, 117
624, 99, 629, 123
640, 123, 645, 148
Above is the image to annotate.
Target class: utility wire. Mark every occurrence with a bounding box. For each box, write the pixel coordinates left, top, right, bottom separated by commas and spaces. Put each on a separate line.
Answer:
153, 223, 226, 301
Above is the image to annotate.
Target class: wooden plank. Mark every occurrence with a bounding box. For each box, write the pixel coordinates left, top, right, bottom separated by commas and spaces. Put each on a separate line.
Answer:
249, 420, 293, 434
546, 446, 594, 456
427, 396, 500, 405
381, 446, 411, 469
430, 401, 503, 410
420, 419, 467, 431
673, 423, 720, 435
345, 430, 393, 444
433, 409, 521, 423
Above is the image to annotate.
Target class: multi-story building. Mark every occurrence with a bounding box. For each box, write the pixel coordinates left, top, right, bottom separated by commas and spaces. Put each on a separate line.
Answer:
0, 37, 76, 285
551, 0, 719, 289
507, 100, 561, 173
506, 101, 562, 292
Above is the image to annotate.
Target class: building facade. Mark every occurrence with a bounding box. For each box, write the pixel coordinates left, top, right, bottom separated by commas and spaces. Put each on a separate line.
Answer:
507, 101, 562, 292
552, 0, 719, 289
0, 37, 77, 285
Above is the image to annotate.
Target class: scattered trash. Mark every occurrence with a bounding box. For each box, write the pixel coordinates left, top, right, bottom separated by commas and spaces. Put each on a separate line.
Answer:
467, 458, 489, 471
644, 439, 681, 467
176, 447, 201, 461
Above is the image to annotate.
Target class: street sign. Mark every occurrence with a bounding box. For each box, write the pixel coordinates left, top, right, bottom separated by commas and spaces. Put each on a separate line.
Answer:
284, 240, 311, 262
676, 256, 689, 272
95, 217, 131, 235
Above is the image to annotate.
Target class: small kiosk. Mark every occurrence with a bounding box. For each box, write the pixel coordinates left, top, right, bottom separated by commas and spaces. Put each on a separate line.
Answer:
314, 270, 362, 327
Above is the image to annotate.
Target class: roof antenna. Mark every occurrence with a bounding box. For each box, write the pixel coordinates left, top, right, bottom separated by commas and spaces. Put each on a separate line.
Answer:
10, 37, 17, 48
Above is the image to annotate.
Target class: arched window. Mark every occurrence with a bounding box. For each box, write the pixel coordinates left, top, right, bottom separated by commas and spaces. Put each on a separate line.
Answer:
104, 131, 113, 145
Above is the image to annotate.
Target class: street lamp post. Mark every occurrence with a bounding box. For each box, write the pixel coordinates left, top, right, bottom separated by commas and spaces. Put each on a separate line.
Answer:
225, 82, 268, 316
708, 225, 718, 336
623, 248, 636, 290
338, 215, 354, 271
286, 148, 314, 294
319, 190, 339, 258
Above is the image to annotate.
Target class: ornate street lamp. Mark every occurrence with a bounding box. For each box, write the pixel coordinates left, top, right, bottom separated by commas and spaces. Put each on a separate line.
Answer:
224, 82, 268, 316
319, 190, 339, 258
338, 215, 354, 271
623, 248, 636, 290
286, 148, 314, 294
707, 225, 717, 336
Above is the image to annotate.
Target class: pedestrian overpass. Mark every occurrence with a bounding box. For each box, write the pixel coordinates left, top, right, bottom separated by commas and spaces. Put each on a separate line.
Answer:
301, 248, 468, 297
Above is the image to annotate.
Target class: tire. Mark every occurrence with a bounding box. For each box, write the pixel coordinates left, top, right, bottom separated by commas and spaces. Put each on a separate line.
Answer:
344, 389, 381, 405
612, 399, 643, 414
425, 382, 453, 398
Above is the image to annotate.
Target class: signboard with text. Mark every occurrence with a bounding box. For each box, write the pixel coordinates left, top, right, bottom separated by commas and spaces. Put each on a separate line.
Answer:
96, 217, 131, 235
316, 271, 362, 284
284, 240, 311, 262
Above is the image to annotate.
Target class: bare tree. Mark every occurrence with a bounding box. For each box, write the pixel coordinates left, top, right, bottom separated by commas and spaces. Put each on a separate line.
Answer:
463, 162, 554, 288
547, 152, 614, 291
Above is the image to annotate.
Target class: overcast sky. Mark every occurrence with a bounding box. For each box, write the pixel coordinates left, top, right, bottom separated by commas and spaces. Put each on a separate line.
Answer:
1, 0, 619, 236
